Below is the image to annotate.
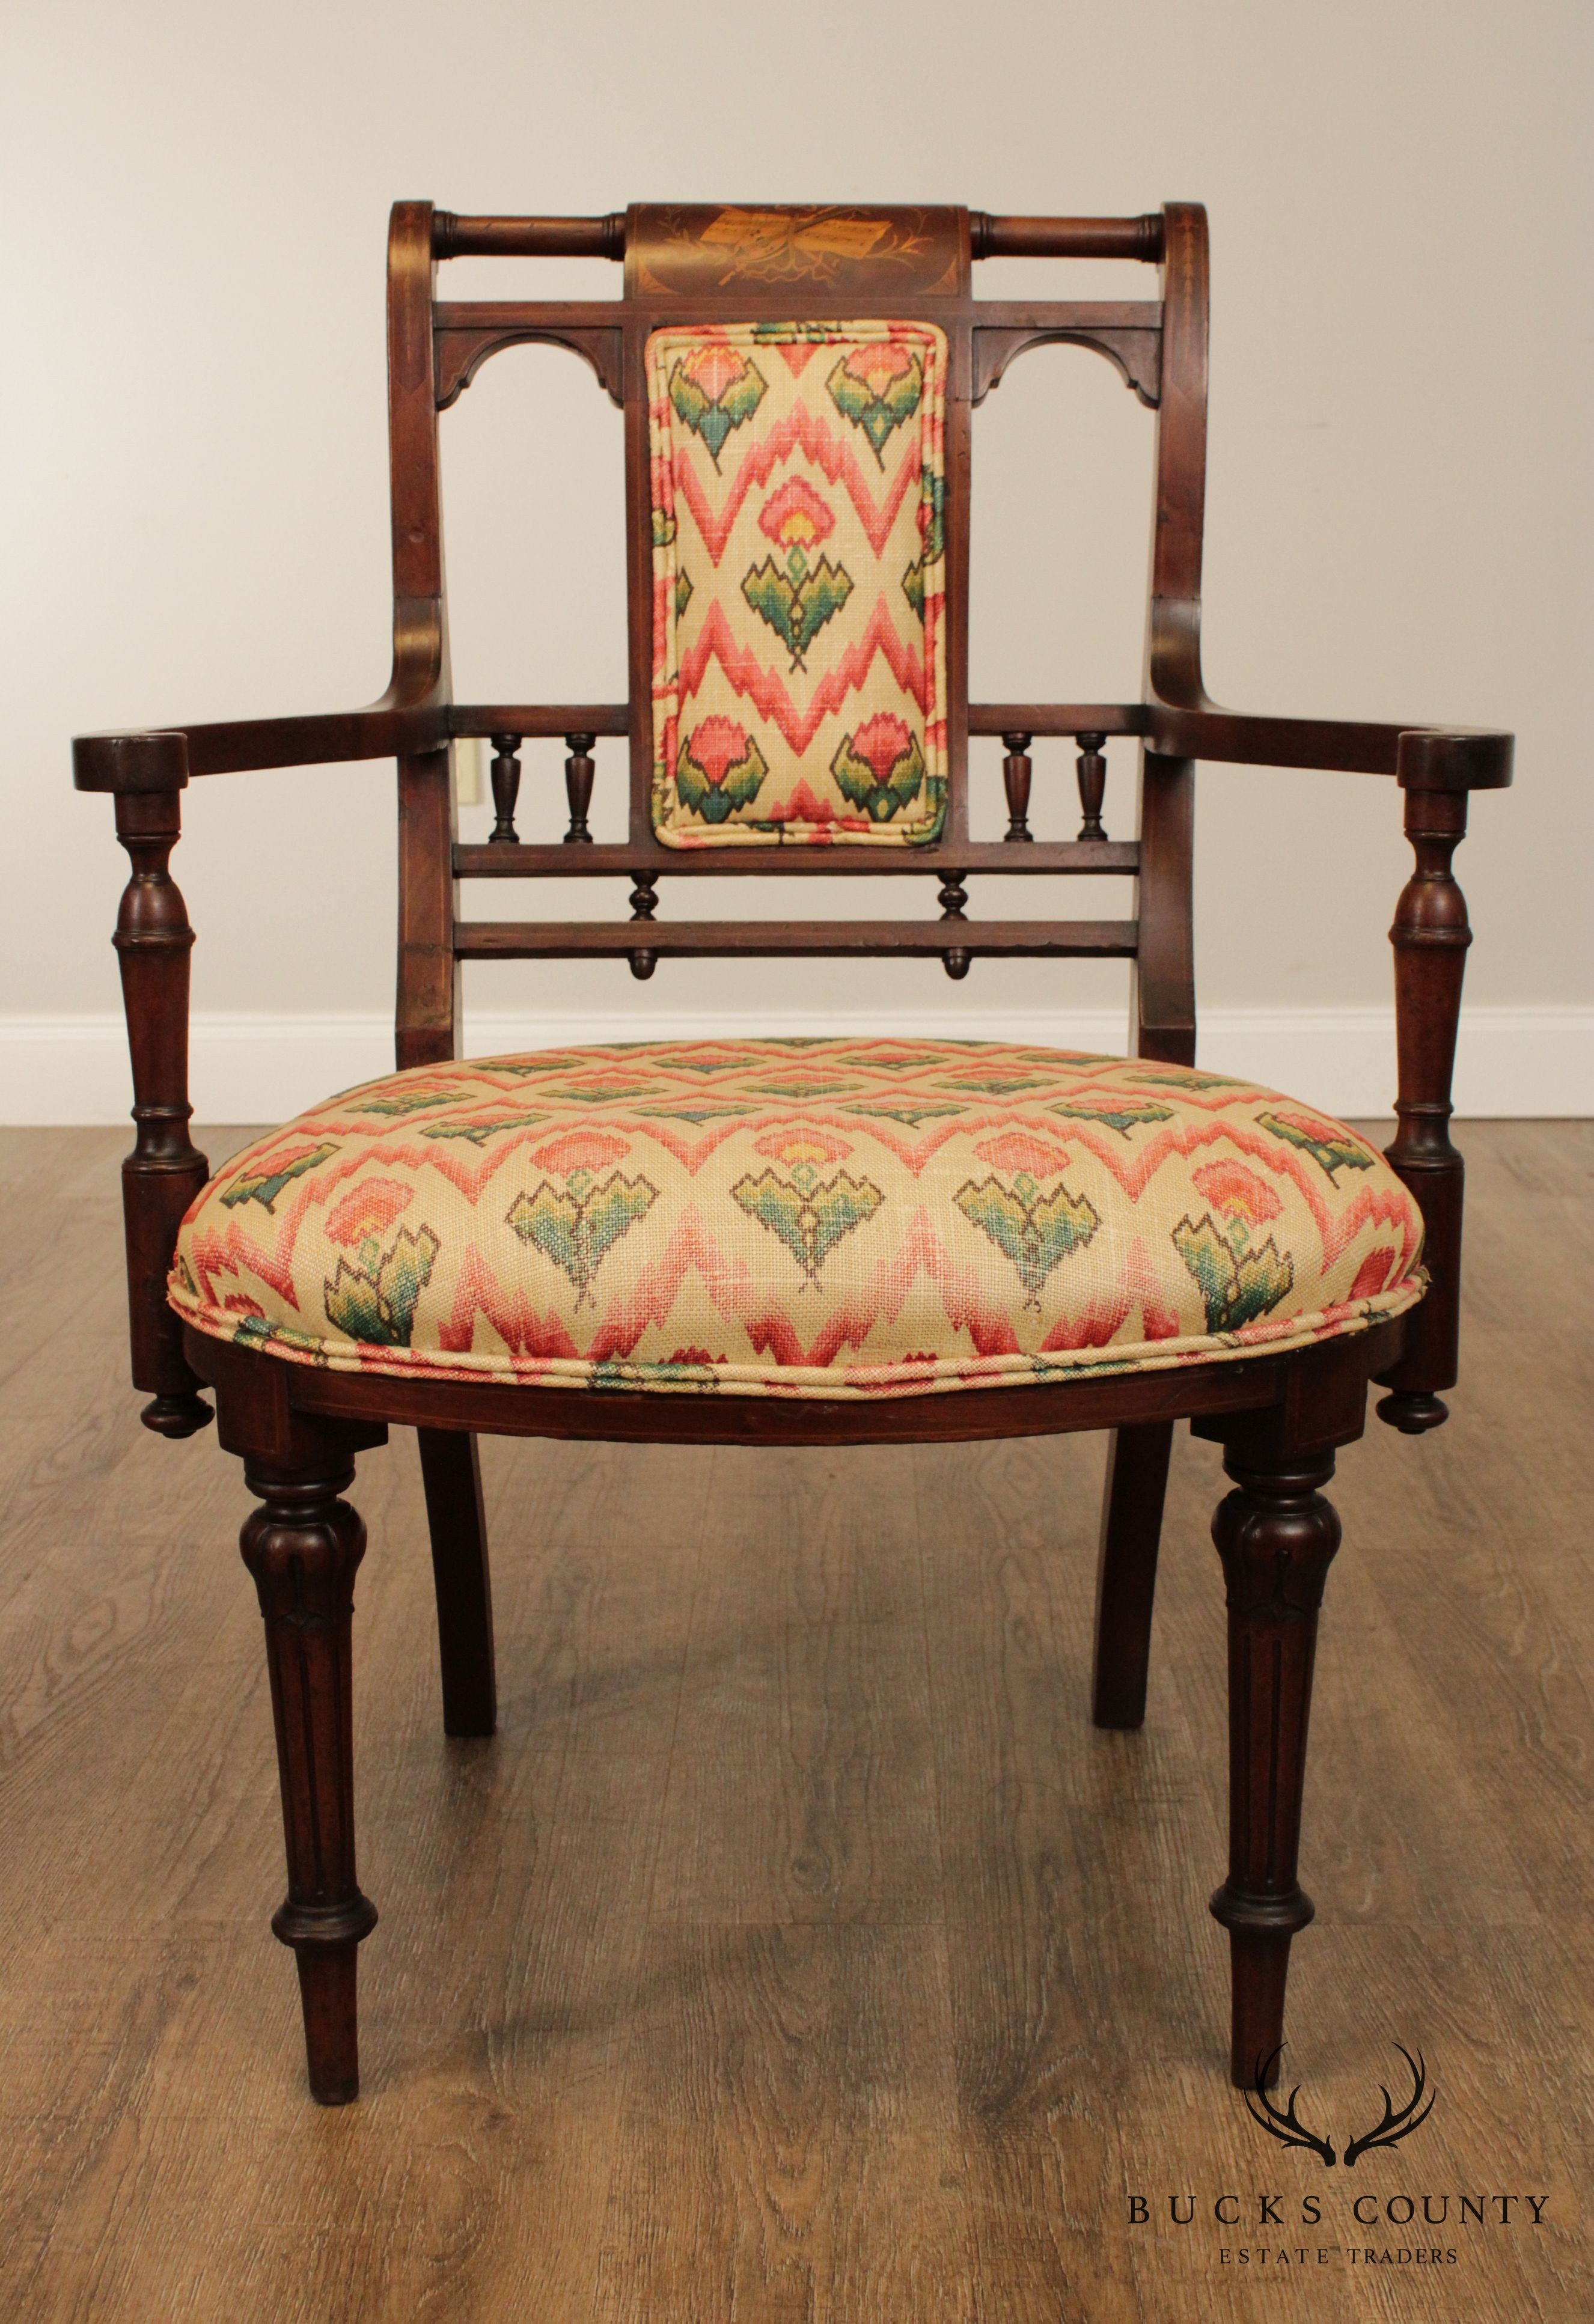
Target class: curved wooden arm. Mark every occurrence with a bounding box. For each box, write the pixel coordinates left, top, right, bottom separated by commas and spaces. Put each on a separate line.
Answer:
73, 695, 447, 790
75, 598, 447, 1416
1144, 579, 1510, 1429
73, 599, 448, 789
1141, 599, 1513, 784
1145, 700, 1513, 784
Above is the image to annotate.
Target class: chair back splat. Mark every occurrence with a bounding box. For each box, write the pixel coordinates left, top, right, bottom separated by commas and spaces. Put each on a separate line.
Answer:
394, 201, 1206, 1069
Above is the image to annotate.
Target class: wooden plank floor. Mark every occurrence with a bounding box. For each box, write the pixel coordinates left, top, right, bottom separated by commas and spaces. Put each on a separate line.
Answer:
0, 1121, 1588, 2321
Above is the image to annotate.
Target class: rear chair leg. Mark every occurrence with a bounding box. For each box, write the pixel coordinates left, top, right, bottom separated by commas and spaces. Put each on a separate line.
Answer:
1091, 1420, 1174, 1728
417, 1428, 496, 1737
240, 1456, 379, 2105
1208, 1448, 1341, 2088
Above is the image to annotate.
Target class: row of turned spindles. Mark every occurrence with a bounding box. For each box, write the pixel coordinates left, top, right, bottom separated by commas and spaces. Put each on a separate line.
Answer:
1001, 731, 1109, 844
484, 731, 1109, 850
487, 732, 596, 846
480, 731, 1107, 981
941, 732, 1111, 980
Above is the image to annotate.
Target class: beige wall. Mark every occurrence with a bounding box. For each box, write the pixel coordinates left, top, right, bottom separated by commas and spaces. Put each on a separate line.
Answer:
5, 0, 1589, 1118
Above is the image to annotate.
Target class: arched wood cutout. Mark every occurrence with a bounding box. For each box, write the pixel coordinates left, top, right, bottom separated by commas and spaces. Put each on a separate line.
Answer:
435, 326, 625, 410
973, 325, 1162, 408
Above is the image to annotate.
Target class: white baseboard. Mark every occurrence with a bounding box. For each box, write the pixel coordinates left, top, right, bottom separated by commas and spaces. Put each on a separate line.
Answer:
1, 1004, 1589, 1127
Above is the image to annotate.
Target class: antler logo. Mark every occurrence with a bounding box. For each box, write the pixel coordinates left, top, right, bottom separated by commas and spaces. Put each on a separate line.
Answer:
1245, 2046, 1435, 2169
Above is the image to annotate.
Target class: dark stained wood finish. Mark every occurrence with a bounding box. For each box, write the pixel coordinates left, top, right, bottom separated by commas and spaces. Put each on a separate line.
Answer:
454, 837, 1140, 879
108, 787, 212, 1439
971, 210, 1165, 260
433, 209, 626, 259
186, 1318, 1406, 1453
1378, 776, 1474, 1431
1207, 1447, 1343, 2088
416, 1427, 496, 1738
1073, 732, 1108, 841
1090, 1420, 1174, 1728
239, 1451, 379, 2105
396, 748, 458, 1069
1131, 753, 1195, 1065
452, 917, 1138, 961
70, 195, 1514, 2108
971, 308, 1162, 409
563, 734, 597, 844
487, 733, 522, 844
1000, 732, 1033, 842
450, 701, 631, 739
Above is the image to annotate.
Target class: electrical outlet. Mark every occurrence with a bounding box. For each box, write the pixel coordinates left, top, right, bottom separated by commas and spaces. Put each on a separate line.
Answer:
453, 735, 484, 807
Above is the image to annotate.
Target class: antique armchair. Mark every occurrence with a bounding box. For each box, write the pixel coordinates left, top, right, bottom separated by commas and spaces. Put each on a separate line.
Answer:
75, 200, 1512, 2106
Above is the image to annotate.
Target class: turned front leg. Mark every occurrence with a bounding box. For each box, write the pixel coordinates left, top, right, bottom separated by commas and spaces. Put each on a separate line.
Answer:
1379, 781, 1471, 1432
1208, 1450, 1341, 2088
240, 1457, 378, 2104
112, 785, 212, 1436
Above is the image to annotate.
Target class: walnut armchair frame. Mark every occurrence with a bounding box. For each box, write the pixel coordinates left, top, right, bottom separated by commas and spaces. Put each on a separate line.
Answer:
75, 200, 1511, 2106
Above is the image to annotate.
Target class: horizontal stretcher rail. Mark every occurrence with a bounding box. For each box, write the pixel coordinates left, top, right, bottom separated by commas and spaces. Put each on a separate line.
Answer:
430, 299, 1161, 334
450, 704, 631, 739
430, 213, 1166, 264
433, 213, 626, 260
446, 706, 1146, 742
971, 213, 1165, 262
452, 842, 1141, 878
453, 920, 1139, 960
969, 704, 1147, 737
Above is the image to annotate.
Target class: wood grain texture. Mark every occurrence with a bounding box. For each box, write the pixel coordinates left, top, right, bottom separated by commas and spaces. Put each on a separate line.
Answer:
0, 1123, 1588, 2320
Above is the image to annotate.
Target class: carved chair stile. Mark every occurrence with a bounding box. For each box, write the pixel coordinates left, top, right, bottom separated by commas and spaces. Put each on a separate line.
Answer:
75, 201, 1512, 2107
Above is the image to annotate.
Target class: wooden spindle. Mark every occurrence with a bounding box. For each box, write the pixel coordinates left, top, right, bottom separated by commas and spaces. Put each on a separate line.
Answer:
629, 872, 658, 981
1001, 731, 1035, 842
563, 733, 596, 844
938, 870, 970, 980
1376, 784, 1473, 1432
487, 733, 522, 844
1075, 733, 1108, 840
112, 787, 213, 1437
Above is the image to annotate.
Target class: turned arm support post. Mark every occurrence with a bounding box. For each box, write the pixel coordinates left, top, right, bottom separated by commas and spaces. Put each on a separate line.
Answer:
80, 734, 213, 1436
1376, 730, 1512, 1433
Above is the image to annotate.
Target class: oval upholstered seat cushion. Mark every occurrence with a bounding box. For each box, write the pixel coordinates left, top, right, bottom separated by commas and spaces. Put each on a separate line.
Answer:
169, 1039, 1425, 1401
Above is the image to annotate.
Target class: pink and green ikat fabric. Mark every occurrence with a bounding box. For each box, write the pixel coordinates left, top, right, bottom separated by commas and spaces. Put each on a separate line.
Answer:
170, 1040, 1425, 1400
648, 322, 948, 846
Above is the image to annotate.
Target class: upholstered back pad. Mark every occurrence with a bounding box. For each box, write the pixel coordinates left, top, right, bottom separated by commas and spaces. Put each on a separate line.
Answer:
647, 322, 948, 847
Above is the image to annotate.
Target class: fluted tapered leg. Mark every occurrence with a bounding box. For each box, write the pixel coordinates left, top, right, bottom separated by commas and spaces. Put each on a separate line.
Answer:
417, 1427, 496, 1737
240, 1457, 378, 2104
1091, 1420, 1174, 1728
1208, 1449, 1341, 2088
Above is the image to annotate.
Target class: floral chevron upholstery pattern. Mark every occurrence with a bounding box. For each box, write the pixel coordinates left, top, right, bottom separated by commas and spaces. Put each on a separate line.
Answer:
647, 322, 948, 846
169, 1041, 1425, 1401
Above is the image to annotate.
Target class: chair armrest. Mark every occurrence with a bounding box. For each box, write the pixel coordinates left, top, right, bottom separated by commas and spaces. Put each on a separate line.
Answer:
75, 606, 448, 787
1150, 690, 1513, 1435
75, 641, 448, 1430
1145, 703, 1513, 787
1143, 600, 1513, 783
73, 698, 447, 790
1141, 597, 1513, 1427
